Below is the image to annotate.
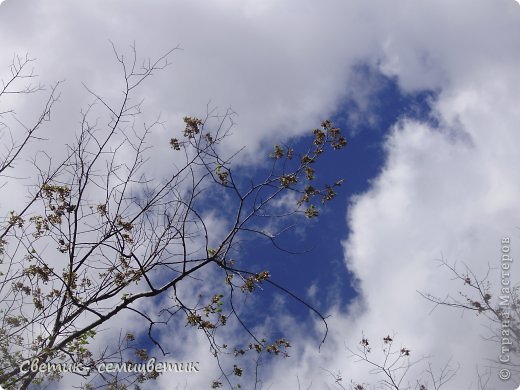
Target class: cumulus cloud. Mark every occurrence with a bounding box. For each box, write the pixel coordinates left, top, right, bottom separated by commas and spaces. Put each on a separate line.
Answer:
262, 1, 520, 389
2, 0, 520, 389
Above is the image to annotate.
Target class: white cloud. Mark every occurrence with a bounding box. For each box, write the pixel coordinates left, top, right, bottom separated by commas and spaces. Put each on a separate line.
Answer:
2, 0, 520, 389
262, 1, 520, 388
263, 87, 520, 388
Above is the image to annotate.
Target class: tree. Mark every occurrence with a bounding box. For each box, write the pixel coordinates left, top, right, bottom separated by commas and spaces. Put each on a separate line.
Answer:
0, 46, 347, 389
419, 256, 520, 388
340, 254, 520, 390
340, 334, 457, 390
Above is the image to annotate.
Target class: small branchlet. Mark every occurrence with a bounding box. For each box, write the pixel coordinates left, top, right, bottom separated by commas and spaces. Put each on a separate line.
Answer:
215, 165, 229, 185
240, 271, 270, 293
186, 294, 228, 330
183, 116, 203, 138
270, 120, 347, 219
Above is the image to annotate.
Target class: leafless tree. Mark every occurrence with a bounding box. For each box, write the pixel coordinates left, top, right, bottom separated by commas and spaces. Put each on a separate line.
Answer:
0, 46, 347, 389
341, 334, 457, 390
419, 256, 520, 388
340, 252, 520, 390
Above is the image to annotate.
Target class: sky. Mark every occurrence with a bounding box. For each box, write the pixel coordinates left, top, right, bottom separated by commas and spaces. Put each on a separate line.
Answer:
1, 1, 520, 389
